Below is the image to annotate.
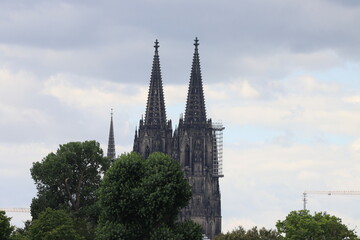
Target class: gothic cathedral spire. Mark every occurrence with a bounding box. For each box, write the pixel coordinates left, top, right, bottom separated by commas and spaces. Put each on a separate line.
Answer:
133, 39, 222, 238
144, 39, 167, 128
184, 37, 207, 124
176, 38, 222, 239
107, 108, 116, 160
133, 40, 173, 157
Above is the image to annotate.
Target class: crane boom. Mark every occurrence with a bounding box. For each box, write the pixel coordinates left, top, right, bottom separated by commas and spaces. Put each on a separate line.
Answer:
0, 208, 30, 213
303, 191, 360, 210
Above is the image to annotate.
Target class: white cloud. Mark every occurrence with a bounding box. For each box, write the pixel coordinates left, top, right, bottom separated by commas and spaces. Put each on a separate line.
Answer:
0, 142, 52, 228
0, 142, 53, 171
350, 138, 360, 152
203, 84, 228, 100
230, 81, 260, 99
344, 95, 360, 103
294, 76, 340, 93
0, 68, 52, 125
202, 80, 260, 104
216, 75, 360, 230
0, 106, 50, 125
0, 68, 40, 102
2, 65, 360, 234
209, 77, 360, 137
222, 218, 258, 233
221, 140, 360, 230
233, 50, 343, 79
164, 84, 187, 104
42, 73, 148, 111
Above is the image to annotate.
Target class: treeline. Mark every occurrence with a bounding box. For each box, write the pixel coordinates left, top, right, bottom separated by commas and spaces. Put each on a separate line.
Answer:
214, 210, 359, 240
2, 141, 202, 240
1, 140, 359, 240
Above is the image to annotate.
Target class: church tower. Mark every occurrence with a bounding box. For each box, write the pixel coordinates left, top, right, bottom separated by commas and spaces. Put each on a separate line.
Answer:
133, 39, 223, 239
173, 38, 222, 239
133, 40, 173, 158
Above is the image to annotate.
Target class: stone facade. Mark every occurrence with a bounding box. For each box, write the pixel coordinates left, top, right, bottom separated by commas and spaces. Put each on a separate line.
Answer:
133, 39, 222, 239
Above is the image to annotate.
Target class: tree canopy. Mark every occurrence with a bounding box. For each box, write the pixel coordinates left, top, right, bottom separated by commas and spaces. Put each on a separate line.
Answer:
30, 140, 110, 239
276, 210, 359, 240
213, 226, 279, 240
9, 220, 31, 240
27, 208, 84, 240
0, 210, 14, 240
95, 152, 202, 240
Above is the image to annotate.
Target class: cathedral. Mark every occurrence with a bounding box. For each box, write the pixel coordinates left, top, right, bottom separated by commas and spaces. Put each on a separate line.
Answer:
109, 38, 224, 239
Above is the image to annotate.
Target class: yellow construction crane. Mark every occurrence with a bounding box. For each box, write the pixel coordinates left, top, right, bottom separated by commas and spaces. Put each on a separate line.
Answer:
0, 208, 30, 213
303, 191, 360, 210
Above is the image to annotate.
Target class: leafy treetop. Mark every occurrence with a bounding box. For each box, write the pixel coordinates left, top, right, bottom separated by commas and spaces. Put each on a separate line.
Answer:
276, 210, 359, 240
0, 210, 14, 240
96, 152, 202, 240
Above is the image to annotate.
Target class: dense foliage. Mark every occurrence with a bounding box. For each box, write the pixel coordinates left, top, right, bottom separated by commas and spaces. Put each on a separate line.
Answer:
214, 226, 279, 240
95, 152, 202, 240
0, 210, 14, 240
27, 208, 83, 240
30, 141, 110, 239
9, 220, 31, 240
276, 210, 359, 240
21, 140, 360, 239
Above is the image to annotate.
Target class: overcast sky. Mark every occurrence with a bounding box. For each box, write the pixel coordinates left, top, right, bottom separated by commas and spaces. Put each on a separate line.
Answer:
1, 0, 360, 233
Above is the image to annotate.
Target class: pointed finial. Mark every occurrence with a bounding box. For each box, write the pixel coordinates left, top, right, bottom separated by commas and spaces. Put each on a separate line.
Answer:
194, 37, 199, 50
154, 39, 159, 54
111, 108, 113, 117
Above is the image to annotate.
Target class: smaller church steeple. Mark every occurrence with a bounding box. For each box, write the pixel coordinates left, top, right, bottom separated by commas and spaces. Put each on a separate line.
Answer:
107, 108, 116, 160
184, 38, 207, 125
144, 39, 167, 128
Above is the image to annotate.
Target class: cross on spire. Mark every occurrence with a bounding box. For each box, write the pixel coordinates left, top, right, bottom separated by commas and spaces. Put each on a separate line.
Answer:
194, 37, 199, 50
154, 39, 159, 55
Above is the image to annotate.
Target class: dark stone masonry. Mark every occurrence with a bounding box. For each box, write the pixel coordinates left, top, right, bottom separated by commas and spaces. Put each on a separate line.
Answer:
132, 38, 223, 239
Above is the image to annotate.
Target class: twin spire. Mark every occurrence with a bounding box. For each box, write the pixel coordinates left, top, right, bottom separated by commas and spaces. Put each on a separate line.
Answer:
144, 38, 207, 128
144, 39, 167, 128
184, 37, 207, 124
110, 38, 207, 158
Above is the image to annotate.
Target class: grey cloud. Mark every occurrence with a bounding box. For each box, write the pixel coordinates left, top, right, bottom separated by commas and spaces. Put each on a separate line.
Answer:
1, 0, 360, 84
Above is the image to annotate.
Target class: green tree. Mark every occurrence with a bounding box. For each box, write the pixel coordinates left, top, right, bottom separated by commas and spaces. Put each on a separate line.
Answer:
30, 140, 110, 239
27, 208, 83, 240
276, 210, 359, 240
173, 220, 203, 240
95, 152, 202, 240
10, 220, 31, 240
10, 233, 29, 240
0, 210, 14, 240
214, 226, 279, 240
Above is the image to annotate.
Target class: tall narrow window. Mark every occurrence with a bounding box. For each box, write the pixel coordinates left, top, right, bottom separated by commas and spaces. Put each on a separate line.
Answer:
145, 146, 150, 159
185, 144, 190, 167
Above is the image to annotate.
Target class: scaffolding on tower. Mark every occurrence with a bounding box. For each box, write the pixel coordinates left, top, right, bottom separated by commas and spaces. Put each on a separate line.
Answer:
212, 121, 225, 177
